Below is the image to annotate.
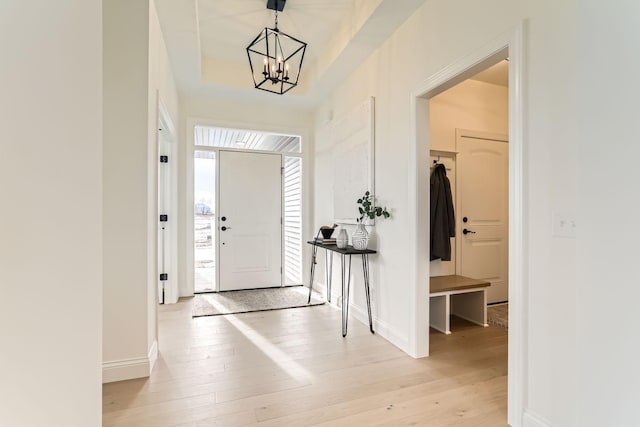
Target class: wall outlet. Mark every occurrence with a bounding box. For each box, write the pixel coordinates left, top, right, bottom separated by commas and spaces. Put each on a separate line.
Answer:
552, 212, 576, 238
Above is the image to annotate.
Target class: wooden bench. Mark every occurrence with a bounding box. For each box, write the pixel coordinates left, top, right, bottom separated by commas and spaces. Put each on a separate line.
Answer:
429, 275, 491, 334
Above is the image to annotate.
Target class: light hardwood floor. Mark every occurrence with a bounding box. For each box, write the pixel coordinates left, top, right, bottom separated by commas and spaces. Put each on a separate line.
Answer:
103, 297, 507, 426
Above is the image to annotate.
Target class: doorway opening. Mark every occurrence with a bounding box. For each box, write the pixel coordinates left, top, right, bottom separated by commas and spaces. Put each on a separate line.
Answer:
192, 125, 303, 293
429, 60, 510, 323
412, 26, 525, 426
429, 57, 510, 424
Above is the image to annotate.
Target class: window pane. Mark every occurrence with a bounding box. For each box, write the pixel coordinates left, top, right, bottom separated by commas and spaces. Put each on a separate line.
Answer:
194, 150, 215, 292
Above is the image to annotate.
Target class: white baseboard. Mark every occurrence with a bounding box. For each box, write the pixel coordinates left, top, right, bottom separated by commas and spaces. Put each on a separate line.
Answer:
102, 356, 150, 384
322, 290, 410, 355
102, 340, 158, 384
523, 409, 552, 427
349, 302, 409, 353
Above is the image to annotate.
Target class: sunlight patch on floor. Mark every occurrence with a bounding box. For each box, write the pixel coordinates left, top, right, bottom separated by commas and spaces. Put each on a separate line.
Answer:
203, 293, 316, 383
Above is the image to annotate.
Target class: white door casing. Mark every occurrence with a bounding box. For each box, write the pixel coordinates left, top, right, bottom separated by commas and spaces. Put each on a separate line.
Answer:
411, 30, 524, 425
218, 151, 282, 291
456, 130, 509, 303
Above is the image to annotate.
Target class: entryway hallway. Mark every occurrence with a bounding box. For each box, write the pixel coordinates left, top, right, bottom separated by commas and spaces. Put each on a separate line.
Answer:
103, 300, 507, 426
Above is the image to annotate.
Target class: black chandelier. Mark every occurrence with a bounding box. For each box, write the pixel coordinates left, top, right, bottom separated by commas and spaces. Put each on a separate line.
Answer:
246, 0, 307, 95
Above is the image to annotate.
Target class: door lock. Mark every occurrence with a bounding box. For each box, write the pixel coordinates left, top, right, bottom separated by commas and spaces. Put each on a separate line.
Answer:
463, 228, 476, 235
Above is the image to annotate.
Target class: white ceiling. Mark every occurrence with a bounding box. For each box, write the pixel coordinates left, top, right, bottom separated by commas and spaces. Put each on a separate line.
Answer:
154, 0, 428, 108
197, 0, 354, 64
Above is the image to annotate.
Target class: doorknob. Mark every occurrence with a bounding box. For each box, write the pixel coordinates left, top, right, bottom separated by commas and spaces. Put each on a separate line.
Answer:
463, 228, 476, 235
221, 226, 232, 231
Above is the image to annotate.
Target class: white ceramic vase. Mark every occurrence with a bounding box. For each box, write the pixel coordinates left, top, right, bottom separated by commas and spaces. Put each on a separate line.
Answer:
336, 229, 349, 249
351, 222, 369, 250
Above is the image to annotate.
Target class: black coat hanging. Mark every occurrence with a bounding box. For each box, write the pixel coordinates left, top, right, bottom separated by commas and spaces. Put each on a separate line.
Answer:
430, 163, 456, 261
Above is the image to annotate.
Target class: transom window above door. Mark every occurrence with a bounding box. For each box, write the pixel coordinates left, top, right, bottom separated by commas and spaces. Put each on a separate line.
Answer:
195, 125, 301, 153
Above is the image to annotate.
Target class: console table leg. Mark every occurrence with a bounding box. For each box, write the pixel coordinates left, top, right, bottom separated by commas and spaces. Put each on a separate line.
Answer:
308, 245, 318, 304
362, 254, 374, 334
325, 251, 333, 303
341, 254, 352, 337
341, 254, 346, 336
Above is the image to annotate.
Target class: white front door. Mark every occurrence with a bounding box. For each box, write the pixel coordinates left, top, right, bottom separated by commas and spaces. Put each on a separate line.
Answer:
456, 131, 509, 303
218, 151, 282, 291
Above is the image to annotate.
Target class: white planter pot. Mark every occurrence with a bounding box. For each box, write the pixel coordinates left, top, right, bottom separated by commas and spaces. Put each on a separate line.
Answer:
351, 223, 369, 250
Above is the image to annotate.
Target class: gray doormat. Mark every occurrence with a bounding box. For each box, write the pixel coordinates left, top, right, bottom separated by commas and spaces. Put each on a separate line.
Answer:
192, 286, 325, 317
487, 303, 508, 330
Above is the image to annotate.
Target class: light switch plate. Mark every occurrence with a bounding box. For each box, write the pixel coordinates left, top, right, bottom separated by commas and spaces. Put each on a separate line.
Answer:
552, 212, 576, 238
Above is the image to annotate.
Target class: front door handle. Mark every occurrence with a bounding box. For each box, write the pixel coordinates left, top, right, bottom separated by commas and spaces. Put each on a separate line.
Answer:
221, 226, 232, 231
463, 228, 476, 235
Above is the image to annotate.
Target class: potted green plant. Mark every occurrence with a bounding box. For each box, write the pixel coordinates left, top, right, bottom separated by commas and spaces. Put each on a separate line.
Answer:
352, 191, 391, 249
357, 191, 390, 223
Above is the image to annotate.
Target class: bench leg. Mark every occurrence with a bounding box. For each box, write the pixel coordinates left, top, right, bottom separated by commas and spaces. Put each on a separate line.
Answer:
429, 294, 451, 334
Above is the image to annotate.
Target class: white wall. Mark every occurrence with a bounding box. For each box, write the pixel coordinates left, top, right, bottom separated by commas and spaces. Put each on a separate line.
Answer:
0, 1, 103, 425
150, 2, 179, 126
315, 0, 521, 355
103, 0, 151, 380
575, 1, 640, 426
313, 0, 584, 425
103, 0, 179, 383
177, 96, 314, 297
429, 79, 509, 276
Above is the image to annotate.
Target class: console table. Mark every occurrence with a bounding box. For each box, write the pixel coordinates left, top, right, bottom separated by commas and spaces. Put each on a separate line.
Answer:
307, 241, 376, 337
429, 275, 490, 334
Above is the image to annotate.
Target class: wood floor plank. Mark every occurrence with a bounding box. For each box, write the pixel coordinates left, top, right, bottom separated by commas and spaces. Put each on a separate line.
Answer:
103, 298, 507, 426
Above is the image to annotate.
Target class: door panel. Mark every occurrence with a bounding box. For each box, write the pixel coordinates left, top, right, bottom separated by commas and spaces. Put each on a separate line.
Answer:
456, 134, 508, 303
219, 151, 282, 291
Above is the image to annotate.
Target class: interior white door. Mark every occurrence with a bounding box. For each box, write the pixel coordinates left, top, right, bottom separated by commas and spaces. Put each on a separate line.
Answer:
218, 151, 282, 291
158, 128, 178, 304
456, 132, 509, 303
